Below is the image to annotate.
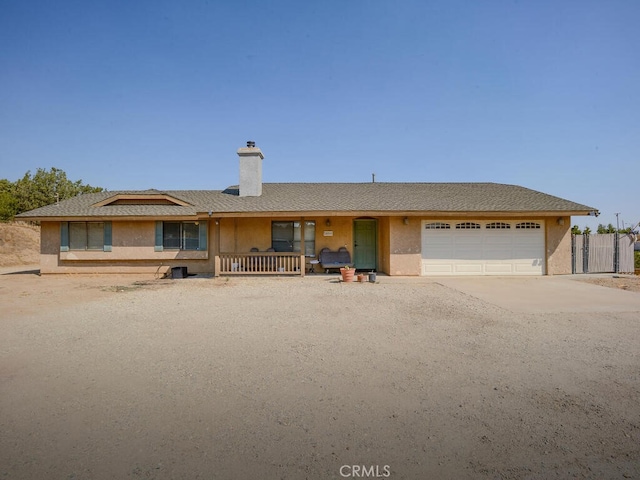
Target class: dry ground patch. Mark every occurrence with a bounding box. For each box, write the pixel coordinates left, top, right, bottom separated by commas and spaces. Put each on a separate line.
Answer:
1, 272, 639, 479
0, 222, 40, 267
576, 274, 640, 293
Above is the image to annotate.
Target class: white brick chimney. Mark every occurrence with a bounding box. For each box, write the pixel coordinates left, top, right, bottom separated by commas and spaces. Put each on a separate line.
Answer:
237, 141, 264, 197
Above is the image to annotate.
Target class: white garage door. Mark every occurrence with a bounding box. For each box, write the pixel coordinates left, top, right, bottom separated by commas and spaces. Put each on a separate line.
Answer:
421, 220, 545, 276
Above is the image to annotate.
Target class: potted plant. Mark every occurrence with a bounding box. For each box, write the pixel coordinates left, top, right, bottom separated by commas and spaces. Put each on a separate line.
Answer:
340, 265, 355, 282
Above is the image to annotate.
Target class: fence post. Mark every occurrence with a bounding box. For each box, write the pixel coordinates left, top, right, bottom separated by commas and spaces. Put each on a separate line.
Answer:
614, 233, 619, 274
571, 235, 576, 274
583, 234, 589, 274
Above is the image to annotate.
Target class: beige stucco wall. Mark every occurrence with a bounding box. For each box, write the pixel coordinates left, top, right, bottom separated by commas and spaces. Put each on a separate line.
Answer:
388, 217, 421, 276
219, 218, 273, 252
545, 216, 572, 275
40, 221, 214, 274
40, 222, 63, 274
316, 217, 353, 252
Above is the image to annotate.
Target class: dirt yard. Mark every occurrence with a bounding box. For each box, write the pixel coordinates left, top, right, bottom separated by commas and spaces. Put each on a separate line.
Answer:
1, 268, 639, 480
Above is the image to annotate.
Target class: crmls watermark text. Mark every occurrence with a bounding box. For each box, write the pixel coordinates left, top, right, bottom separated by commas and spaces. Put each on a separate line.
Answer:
339, 465, 391, 478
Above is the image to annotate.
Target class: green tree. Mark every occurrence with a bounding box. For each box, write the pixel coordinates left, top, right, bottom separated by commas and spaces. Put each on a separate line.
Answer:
595, 223, 625, 234
3, 167, 103, 219
571, 225, 582, 235
0, 179, 17, 221
583, 226, 592, 235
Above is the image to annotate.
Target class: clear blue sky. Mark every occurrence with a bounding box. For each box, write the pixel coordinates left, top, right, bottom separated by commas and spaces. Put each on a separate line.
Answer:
1, 0, 639, 230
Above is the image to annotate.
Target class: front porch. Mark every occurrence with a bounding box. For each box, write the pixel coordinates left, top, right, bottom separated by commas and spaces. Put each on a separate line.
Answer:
211, 215, 387, 277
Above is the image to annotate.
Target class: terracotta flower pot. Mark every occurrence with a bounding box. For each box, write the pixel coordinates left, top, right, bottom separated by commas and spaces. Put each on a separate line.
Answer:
340, 267, 355, 282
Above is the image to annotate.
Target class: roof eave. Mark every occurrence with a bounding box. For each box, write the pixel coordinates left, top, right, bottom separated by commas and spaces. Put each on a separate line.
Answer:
203, 209, 599, 218
17, 214, 201, 222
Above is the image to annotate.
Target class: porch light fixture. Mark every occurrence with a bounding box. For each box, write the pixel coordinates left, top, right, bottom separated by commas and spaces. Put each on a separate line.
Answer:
403, 217, 409, 225
557, 218, 564, 226
325, 219, 331, 227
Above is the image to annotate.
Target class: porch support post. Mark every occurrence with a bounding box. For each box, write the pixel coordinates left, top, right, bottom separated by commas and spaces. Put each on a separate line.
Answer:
214, 256, 221, 277
214, 218, 221, 277
300, 217, 306, 277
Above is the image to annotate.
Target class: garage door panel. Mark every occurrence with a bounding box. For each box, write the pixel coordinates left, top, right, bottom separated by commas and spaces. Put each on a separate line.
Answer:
484, 263, 514, 274
422, 263, 454, 274
424, 247, 453, 258
514, 231, 541, 242
484, 249, 513, 260
428, 241, 454, 248
455, 235, 481, 245
454, 247, 484, 260
485, 235, 513, 246
514, 261, 543, 273
484, 240, 513, 258
514, 244, 542, 257
422, 220, 544, 276
454, 263, 483, 274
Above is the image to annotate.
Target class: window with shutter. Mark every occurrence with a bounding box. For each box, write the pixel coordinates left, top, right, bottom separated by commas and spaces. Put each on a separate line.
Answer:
160, 221, 208, 250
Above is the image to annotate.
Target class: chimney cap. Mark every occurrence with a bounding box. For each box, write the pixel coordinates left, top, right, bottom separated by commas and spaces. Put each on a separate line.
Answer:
237, 142, 264, 159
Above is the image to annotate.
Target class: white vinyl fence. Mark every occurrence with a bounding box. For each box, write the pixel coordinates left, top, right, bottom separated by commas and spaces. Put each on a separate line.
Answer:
572, 233, 635, 274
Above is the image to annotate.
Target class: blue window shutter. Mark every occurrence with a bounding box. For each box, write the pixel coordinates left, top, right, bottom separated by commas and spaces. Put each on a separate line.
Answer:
60, 222, 69, 252
199, 221, 208, 251
155, 221, 163, 252
103, 222, 112, 252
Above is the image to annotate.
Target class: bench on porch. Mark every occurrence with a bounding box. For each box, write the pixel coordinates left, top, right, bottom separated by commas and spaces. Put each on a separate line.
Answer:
318, 247, 351, 273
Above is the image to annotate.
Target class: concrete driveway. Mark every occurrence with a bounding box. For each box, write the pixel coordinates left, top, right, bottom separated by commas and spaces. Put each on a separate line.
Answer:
433, 275, 640, 313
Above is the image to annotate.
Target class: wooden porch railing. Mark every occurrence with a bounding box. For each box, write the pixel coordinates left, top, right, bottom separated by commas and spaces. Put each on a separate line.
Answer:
218, 252, 304, 276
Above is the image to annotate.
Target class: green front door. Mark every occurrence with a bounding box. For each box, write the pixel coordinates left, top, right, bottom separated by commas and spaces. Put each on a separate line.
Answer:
353, 219, 377, 270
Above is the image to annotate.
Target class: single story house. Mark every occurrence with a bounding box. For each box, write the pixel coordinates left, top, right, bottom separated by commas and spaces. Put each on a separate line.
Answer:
17, 142, 598, 276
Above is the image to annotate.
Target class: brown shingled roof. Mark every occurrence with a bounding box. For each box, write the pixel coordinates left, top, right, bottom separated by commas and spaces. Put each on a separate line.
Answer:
16, 182, 597, 219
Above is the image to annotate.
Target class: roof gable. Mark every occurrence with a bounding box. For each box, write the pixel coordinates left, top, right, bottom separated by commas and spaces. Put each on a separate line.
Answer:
92, 192, 193, 207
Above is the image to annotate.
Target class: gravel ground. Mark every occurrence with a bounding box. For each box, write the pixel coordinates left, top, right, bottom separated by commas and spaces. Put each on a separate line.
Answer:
1, 270, 639, 479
